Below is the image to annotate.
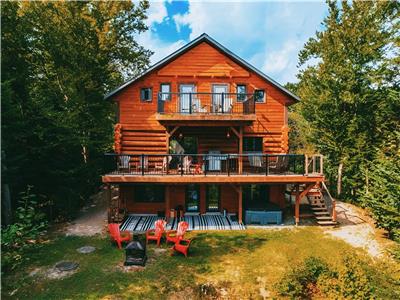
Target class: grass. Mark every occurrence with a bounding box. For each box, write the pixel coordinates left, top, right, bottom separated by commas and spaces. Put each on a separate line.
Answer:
2, 228, 399, 299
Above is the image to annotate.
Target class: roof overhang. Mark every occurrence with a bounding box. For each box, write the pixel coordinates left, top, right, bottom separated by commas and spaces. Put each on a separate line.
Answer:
104, 33, 300, 103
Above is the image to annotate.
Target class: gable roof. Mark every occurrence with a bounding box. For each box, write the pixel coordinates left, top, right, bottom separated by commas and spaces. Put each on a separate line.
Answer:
104, 33, 300, 102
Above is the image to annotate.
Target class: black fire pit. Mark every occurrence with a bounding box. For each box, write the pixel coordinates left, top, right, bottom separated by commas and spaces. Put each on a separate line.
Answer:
124, 236, 147, 266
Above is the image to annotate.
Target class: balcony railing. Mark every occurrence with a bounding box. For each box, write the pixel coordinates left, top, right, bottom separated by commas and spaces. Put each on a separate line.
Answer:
157, 92, 256, 115
104, 153, 323, 176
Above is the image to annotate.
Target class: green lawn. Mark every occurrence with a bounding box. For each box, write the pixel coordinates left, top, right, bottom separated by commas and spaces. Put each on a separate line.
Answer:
2, 228, 399, 299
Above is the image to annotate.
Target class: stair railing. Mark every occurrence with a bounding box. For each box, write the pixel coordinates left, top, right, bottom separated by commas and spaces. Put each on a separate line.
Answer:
321, 182, 336, 222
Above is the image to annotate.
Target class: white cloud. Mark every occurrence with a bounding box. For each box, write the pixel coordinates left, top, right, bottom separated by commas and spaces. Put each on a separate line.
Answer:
165, 1, 327, 84
139, 1, 327, 83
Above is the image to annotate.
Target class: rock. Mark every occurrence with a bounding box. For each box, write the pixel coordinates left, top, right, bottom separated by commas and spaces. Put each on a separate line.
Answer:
77, 246, 96, 254
55, 261, 79, 272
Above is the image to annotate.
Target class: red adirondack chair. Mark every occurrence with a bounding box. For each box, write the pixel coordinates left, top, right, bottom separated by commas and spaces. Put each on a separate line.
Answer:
166, 221, 189, 244
108, 223, 131, 249
171, 238, 192, 257
146, 219, 166, 246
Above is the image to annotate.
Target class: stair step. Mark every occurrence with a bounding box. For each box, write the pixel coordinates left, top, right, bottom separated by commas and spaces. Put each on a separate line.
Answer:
315, 216, 333, 221
317, 221, 337, 226
311, 206, 327, 211
313, 211, 330, 216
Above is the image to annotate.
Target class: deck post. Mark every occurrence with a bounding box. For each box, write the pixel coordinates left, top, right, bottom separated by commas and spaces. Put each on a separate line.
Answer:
239, 127, 243, 174
295, 184, 300, 226
165, 185, 170, 222
238, 185, 243, 224
305, 155, 308, 175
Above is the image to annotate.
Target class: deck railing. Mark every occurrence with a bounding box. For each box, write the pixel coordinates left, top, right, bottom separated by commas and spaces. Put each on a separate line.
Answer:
157, 92, 256, 115
104, 153, 323, 176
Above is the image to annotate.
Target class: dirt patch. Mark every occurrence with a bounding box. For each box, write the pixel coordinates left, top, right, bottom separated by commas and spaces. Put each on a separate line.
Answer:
63, 189, 108, 236
324, 201, 386, 258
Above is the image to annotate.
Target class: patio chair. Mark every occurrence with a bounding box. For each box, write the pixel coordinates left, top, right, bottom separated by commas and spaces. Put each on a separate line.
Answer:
192, 98, 208, 113
108, 223, 131, 249
166, 221, 189, 244
117, 155, 131, 173
138, 155, 149, 172
269, 155, 289, 174
171, 238, 192, 257
146, 219, 166, 246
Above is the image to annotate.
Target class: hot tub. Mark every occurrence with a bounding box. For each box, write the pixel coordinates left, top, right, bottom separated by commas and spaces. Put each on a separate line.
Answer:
245, 210, 282, 225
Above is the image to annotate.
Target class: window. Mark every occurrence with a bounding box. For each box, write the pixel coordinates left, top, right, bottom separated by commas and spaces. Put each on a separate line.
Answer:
140, 87, 152, 101
134, 185, 164, 202
236, 84, 247, 102
206, 185, 220, 212
254, 89, 265, 103
186, 184, 200, 212
243, 184, 270, 210
160, 83, 171, 101
243, 137, 263, 152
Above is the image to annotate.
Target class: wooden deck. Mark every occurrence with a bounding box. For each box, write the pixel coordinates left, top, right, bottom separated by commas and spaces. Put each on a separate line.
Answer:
102, 173, 324, 184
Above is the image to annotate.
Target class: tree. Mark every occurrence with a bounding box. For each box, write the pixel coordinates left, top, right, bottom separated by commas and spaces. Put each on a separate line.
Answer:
295, 0, 399, 200
1, 1, 152, 220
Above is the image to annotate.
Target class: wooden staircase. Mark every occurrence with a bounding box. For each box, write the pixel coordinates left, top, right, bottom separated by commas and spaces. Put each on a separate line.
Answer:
307, 184, 337, 226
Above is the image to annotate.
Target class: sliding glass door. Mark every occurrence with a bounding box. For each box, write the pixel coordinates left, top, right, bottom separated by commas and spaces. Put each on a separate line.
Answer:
206, 185, 220, 212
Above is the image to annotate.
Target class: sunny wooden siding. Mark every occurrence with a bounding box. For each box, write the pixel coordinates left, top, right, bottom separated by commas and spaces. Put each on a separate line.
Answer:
115, 41, 292, 155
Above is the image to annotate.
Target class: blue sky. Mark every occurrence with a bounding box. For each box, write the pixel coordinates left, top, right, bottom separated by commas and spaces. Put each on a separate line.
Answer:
137, 0, 328, 84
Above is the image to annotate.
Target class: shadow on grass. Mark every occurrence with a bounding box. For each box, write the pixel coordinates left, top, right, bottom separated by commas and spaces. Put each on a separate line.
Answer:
2, 231, 268, 299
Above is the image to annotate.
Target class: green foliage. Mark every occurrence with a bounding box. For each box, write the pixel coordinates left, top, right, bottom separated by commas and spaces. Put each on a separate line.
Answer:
294, 0, 399, 200
276, 256, 331, 298
1, 1, 151, 219
277, 254, 373, 299
1, 186, 48, 272
360, 132, 400, 241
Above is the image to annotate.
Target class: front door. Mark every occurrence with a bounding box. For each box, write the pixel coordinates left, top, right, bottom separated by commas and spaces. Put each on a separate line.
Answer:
206, 185, 220, 212
212, 84, 228, 113
179, 84, 195, 113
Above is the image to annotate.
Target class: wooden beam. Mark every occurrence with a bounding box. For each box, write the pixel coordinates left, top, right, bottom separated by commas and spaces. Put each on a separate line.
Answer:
229, 126, 240, 138
295, 183, 316, 226
169, 126, 180, 137
102, 174, 325, 184
239, 126, 243, 174
295, 184, 300, 226
238, 185, 243, 223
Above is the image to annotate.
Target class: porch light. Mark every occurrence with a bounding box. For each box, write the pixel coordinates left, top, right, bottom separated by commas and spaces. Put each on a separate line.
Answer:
226, 130, 230, 138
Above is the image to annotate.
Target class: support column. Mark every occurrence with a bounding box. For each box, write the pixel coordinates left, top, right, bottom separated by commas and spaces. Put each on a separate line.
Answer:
165, 185, 170, 221
239, 127, 243, 174
238, 185, 243, 223
295, 184, 300, 226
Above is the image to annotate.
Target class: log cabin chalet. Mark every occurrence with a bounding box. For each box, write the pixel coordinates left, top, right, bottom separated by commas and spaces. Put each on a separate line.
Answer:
103, 34, 336, 230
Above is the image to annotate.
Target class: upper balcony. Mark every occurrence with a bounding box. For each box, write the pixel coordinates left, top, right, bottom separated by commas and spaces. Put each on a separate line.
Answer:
156, 92, 257, 123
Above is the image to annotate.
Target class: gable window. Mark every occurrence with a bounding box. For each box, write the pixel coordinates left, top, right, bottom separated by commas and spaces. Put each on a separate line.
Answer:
141, 87, 152, 102
160, 83, 171, 101
254, 89, 265, 103
243, 137, 263, 152
236, 84, 247, 102
134, 185, 164, 202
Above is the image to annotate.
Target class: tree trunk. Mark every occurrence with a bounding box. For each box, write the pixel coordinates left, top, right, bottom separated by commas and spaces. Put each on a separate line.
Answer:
337, 162, 343, 196
2, 183, 12, 225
